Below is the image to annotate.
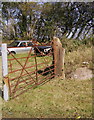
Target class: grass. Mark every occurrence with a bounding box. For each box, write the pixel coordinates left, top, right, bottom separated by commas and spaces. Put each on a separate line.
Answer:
2, 77, 92, 118
1, 46, 93, 118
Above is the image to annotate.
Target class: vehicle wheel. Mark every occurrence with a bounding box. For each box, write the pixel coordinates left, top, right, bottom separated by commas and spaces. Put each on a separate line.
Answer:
9, 51, 16, 55
46, 50, 51, 55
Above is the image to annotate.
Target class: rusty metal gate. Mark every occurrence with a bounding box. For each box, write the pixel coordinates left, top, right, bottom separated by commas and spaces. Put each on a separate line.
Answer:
2, 37, 65, 100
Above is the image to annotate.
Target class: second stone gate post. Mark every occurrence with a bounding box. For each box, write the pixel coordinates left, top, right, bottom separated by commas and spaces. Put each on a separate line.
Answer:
52, 37, 65, 78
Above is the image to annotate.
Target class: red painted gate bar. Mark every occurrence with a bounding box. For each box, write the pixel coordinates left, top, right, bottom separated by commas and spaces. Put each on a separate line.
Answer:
2, 37, 65, 100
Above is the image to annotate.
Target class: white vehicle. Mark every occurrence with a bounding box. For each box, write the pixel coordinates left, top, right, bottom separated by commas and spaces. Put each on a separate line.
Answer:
7, 40, 34, 54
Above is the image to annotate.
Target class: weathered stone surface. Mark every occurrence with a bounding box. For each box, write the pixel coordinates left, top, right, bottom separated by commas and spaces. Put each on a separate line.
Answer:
71, 67, 93, 80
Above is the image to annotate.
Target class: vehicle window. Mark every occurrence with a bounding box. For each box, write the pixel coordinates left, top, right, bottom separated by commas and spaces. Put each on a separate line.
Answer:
8, 41, 20, 47
27, 42, 33, 46
19, 42, 26, 47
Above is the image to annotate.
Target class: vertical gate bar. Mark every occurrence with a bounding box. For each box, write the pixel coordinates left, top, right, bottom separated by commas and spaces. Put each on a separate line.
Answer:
2, 43, 9, 101
10, 60, 12, 72
6, 76, 11, 97
35, 55, 38, 85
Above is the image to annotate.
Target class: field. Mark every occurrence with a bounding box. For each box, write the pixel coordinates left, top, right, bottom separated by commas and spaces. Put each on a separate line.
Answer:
1, 46, 93, 118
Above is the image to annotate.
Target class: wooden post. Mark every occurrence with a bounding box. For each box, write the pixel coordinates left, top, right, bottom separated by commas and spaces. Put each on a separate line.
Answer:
53, 37, 65, 78
2, 44, 9, 101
